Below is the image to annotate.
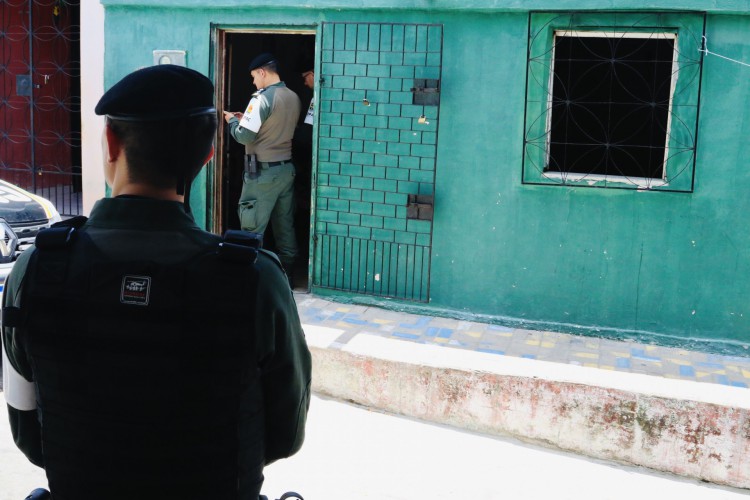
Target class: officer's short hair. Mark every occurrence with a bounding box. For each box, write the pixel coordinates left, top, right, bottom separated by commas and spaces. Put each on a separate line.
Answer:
248, 53, 279, 75
95, 65, 217, 189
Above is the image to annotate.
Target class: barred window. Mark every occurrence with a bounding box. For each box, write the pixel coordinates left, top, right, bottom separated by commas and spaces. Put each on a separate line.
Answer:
523, 13, 705, 192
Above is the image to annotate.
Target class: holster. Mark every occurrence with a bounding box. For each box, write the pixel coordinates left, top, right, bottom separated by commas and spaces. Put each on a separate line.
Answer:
244, 153, 258, 179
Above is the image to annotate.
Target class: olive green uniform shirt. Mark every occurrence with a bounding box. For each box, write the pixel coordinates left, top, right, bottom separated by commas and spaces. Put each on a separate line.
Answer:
228, 82, 300, 162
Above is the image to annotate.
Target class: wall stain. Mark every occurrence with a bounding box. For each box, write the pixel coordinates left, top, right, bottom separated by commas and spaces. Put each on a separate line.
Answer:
683, 415, 723, 464
636, 407, 672, 446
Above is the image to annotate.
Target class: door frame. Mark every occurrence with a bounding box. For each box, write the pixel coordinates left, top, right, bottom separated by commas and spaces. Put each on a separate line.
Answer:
209, 25, 319, 237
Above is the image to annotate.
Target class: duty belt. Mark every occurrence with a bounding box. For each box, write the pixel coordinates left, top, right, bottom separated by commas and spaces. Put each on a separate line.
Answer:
258, 160, 292, 168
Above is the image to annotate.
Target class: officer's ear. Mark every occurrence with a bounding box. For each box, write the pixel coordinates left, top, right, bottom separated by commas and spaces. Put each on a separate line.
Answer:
104, 123, 122, 164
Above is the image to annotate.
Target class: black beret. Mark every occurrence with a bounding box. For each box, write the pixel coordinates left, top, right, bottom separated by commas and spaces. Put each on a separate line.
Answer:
248, 53, 277, 72
95, 64, 215, 121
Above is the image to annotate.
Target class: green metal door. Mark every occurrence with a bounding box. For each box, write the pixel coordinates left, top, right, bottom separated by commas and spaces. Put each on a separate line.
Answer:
313, 22, 442, 302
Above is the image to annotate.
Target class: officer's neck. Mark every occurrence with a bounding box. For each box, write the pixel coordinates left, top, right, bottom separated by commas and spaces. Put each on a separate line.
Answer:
260, 75, 281, 89
113, 183, 184, 202
109, 171, 182, 202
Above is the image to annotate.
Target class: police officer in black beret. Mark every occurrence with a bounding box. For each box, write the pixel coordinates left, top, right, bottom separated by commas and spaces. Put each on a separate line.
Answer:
1, 65, 311, 500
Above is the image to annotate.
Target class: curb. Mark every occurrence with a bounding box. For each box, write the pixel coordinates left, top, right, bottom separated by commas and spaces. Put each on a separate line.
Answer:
307, 330, 750, 489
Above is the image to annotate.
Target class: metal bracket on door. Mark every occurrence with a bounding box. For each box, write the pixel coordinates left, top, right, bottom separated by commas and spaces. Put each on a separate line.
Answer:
410, 79, 440, 106
406, 194, 434, 220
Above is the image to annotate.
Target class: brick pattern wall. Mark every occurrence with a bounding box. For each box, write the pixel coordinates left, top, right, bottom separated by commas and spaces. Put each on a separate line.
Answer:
315, 23, 441, 301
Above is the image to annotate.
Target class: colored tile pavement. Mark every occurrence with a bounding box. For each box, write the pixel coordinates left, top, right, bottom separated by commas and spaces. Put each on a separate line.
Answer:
294, 294, 750, 388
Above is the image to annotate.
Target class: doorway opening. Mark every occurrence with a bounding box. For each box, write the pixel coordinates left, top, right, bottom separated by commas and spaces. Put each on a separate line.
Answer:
214, 29, 316, 291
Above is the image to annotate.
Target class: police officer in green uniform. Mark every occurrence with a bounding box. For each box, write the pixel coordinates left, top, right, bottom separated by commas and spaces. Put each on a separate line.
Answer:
1, 65, 311, 500
224, 53, 301, 286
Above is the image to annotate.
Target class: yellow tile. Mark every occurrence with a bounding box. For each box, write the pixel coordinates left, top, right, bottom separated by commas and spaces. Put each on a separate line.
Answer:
646, 345, 658, 352
612, 352, 629, 358
726, 365, 739, 373
541, 341, 555, 349
371, 318, 393, 325
697, 371, 711, 378
463, 331, 482, 338
743, 369, 750, 379
491, 332, 514, 338
667, 358, 691, 366
336, 307, 350, 312
599, 365, 615, 371
715, 370, 727, 375
575, 352, 599, 359
433, 337, 448, 343
585, 343, 599, 350
526, 340, 540, 346
584, 363, 599, 368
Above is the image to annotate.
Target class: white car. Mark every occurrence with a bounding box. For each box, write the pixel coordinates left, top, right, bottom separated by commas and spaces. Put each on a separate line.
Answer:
0, 180, 62, 293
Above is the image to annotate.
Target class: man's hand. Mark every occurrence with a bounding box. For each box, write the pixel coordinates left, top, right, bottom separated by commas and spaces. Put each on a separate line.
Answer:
223, 111, 242, 123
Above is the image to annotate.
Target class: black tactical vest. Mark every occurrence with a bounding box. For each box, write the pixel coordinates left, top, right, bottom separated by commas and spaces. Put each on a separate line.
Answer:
8, 219, 267, 500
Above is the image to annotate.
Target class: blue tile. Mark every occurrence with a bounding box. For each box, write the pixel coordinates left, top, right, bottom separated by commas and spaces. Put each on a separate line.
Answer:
715, 375, 730, 385
399, 317, 431, 329
631, 349, 661, 362
616, 358, 631, 369
343, 318, 368, 325
393, 331, 420, 340
679, 366, 696, 377
329, 312, 345, 321
424, 327, 438, 337
731, 381, 749, 388
522, 354, 537, 359
437, 328, 453, 339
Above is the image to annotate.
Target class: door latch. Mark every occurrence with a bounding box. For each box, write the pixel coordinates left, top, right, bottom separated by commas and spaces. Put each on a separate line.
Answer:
406, 194, 434, 221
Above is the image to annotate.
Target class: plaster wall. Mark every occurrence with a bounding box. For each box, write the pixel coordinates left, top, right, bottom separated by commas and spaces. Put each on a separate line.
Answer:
81, 0, 106, 214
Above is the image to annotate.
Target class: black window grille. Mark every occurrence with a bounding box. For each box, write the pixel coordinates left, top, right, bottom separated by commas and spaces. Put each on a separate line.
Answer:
523, 12, 705, 192
548, 34, 675, 179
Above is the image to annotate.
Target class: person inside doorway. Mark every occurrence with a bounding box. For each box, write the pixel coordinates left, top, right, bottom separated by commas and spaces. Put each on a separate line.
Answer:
223, 53, 301, 286
291, 58, 315, 284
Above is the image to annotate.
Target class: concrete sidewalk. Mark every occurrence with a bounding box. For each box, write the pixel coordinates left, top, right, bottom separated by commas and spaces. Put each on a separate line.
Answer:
2, 394, 748, 500
296, 293, 750, 490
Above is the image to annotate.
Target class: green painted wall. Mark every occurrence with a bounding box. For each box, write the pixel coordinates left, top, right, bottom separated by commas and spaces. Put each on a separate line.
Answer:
100, 4, 750, 353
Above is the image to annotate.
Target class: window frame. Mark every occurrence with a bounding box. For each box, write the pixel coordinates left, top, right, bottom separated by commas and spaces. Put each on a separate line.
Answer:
522, 12, 706, 193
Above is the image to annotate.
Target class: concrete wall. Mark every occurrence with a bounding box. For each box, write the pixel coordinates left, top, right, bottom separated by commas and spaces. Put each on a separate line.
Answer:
81, 0, 106, 214
96, 2, 750, 352
309, 333, 750, 489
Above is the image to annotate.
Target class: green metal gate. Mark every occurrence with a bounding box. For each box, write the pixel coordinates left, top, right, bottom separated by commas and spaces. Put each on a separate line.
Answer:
314, 22, 442, 302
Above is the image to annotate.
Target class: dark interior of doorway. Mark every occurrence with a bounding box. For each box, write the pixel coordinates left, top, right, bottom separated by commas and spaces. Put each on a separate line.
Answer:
222, 32, 315, 290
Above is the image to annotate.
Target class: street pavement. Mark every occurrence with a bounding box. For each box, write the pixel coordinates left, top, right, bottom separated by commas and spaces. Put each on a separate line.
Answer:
2, 393, 747, 500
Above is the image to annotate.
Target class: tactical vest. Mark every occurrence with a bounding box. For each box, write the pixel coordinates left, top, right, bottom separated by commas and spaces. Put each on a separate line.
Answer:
5, 218, 267, 500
